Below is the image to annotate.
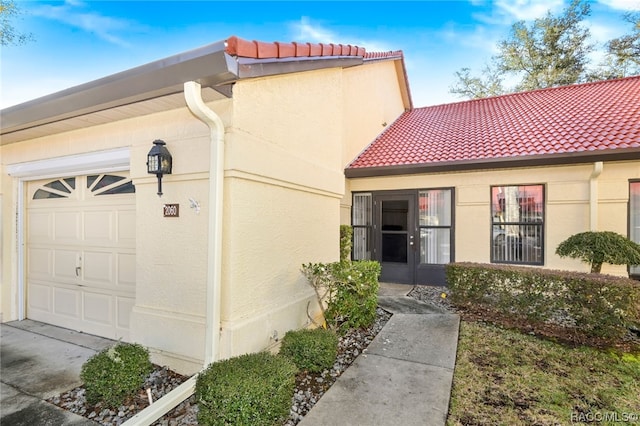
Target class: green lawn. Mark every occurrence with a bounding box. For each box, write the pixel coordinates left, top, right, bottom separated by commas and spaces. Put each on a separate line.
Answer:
447, 321, 640, 425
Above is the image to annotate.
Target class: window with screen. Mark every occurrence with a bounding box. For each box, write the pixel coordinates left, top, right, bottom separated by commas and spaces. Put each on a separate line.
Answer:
491, 184, 544, 265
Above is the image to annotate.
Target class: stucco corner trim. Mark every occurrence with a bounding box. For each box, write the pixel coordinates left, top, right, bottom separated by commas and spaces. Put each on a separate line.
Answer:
6, 147, 130, 180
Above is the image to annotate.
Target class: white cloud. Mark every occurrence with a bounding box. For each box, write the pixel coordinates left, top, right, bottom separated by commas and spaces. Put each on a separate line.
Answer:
597, 0, 640, 11
495, 0, 565, 20
29, 0, 139, 47
292, 16, 337, 42
440, 22, 502, 54
474, 0, 564, 25
587, 19, 625, 45
289, 17, 393, 52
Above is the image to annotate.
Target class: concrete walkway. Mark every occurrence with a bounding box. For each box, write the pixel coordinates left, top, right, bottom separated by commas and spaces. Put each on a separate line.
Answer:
0, 320, 113, 425
300, 283, 460, 426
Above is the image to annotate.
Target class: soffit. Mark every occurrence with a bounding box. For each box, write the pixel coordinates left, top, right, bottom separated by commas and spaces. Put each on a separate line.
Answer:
1, 88, 225, 145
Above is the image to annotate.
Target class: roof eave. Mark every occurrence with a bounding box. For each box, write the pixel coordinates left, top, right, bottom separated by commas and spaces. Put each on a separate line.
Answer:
1, 41, 237, 135
344, 148, 640, 178
1, 45, 367, 139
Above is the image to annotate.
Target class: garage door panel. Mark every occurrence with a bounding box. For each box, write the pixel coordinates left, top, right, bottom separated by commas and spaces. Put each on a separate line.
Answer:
27, 173, 135, 341
28, 212, 52, 242
28, 248, 52, 278
83, 251, 114, 286
84, 210, 114, 245
54, 250, 79, 281
54, 211, 81, 242
118, 210, 136, 246
28, 283, 51, 312
84, 292, 113, 325
53, 287, 80, 318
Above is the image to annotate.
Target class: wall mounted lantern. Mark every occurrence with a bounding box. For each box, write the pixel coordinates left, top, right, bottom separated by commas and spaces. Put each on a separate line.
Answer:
147, 139, 172, 197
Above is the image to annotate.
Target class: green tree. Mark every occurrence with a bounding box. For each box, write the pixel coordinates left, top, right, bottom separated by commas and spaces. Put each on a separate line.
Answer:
450, 0, 640, 99
451, 63, 505, 99
555, 231, 640, 274
1, 0, 33, 46
592, 12, 640, 80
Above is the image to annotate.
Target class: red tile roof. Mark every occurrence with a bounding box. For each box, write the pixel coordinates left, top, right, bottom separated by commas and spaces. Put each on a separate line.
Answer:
225, 35, 403, 62
347, 76, 640, 175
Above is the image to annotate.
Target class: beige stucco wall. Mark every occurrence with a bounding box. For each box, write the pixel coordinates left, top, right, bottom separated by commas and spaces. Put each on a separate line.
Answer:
346, 160, 640, 277
340, 60, 408, 223
342, 60, 408, 166
217, 61, 407, 360
1, 58, 408, 374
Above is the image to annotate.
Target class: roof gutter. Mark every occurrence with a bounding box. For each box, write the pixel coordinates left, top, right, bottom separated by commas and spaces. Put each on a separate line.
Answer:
345, 149, 640, 178
121, 81, 225, 426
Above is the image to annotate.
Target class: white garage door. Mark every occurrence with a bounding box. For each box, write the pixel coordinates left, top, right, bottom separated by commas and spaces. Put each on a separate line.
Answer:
27, 173, 136, 340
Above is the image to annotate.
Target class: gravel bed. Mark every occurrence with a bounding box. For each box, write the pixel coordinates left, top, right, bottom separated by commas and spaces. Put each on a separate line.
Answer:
49, 307, 392, 426
48, 365, 194, 425
408, 284, 456, 312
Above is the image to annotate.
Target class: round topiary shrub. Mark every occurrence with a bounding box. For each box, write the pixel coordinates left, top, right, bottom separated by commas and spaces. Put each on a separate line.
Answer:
279, 328, 338, 373
80, 343, 152, 407
556, 231, 640, 273
195, 351, 297, 426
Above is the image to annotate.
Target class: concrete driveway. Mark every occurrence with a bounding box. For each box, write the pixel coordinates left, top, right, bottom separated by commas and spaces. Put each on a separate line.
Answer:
1, 320, 114, 425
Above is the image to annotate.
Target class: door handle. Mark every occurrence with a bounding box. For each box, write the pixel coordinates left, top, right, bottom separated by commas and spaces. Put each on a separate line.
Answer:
76, 254, 82, 277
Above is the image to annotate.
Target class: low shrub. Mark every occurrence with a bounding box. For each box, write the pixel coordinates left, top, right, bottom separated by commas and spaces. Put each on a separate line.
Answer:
80, 343, 152, 407
302, 260, 380, 332
195, 352, 297, 426
279, 328, 338, 372
446, 262, 640, 339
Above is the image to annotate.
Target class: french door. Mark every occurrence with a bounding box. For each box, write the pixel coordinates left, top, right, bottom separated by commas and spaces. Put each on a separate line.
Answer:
353, 188, 454, 286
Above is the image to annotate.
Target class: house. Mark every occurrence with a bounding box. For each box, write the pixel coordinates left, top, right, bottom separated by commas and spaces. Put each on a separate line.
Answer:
0, 36, 411, 374
344, 75, 640, 284
2, 33, 639, 375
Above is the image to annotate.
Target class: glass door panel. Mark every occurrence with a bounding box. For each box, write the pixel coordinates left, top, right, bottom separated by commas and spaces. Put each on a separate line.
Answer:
420, 228, 450, 264
418, 189, 452, 265
352, 193, 372, 260
381, 200, 409, 263
417, 188, 454, 285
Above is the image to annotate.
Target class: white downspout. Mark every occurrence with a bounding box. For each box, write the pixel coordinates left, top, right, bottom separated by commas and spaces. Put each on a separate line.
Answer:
184, 81, 225, 365
590, 161, 603, 231
122, 81, 225, 425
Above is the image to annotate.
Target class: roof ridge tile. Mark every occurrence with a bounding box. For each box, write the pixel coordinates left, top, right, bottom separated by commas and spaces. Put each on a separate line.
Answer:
225, 35, 375, 60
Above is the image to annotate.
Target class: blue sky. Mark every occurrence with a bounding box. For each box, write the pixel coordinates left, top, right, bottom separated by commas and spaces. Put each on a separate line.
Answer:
2, 0, 639, 108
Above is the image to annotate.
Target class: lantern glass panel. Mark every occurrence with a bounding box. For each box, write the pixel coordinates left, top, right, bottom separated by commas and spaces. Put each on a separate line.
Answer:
148, 155, 159, 173
161, 156, 171, 174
